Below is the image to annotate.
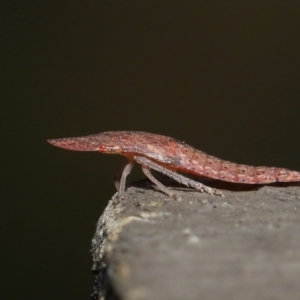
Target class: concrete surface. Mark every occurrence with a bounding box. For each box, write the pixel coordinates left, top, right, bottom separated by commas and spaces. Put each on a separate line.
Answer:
91, 181, 300, 300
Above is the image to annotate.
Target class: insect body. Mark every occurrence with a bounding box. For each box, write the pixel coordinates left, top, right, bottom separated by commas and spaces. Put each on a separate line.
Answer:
48, 131, 300, 200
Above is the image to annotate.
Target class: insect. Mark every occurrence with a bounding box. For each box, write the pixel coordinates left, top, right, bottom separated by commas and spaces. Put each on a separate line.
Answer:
48, 131, 300, 200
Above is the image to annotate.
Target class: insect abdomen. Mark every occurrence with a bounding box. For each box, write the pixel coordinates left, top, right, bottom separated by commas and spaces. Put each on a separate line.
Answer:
179, 148, 300, 184
217, 162, 300, 184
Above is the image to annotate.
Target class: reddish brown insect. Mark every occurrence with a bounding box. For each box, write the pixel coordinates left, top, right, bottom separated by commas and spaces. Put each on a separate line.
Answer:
48, 131, 300, 200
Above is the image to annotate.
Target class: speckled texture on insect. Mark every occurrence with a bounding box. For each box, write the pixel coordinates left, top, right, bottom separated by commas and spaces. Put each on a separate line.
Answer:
48, 131, 300, 200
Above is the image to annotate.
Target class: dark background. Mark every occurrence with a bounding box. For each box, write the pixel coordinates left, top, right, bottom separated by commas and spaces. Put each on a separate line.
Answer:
2, 1, 300, 299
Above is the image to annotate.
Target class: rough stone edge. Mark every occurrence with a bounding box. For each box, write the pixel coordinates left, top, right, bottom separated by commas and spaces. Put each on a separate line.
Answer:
91, 194, 143, 300
90, 183, 300, 299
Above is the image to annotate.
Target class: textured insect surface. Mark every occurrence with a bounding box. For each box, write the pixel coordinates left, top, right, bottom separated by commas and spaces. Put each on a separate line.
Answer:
48, 131, 300, 200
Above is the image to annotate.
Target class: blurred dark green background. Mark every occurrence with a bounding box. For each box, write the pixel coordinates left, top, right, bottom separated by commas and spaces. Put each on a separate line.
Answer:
2, 1, 300, 299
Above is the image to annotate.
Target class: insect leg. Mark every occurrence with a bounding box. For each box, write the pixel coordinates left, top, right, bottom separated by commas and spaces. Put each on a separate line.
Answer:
135, 156, 224, 197
140, 165, 181, 200
113, 159, 134, 200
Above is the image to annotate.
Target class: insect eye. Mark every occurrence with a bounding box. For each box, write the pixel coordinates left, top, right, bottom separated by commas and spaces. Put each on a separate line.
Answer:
99, 145, 121, 153
99, 145, 108, 151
